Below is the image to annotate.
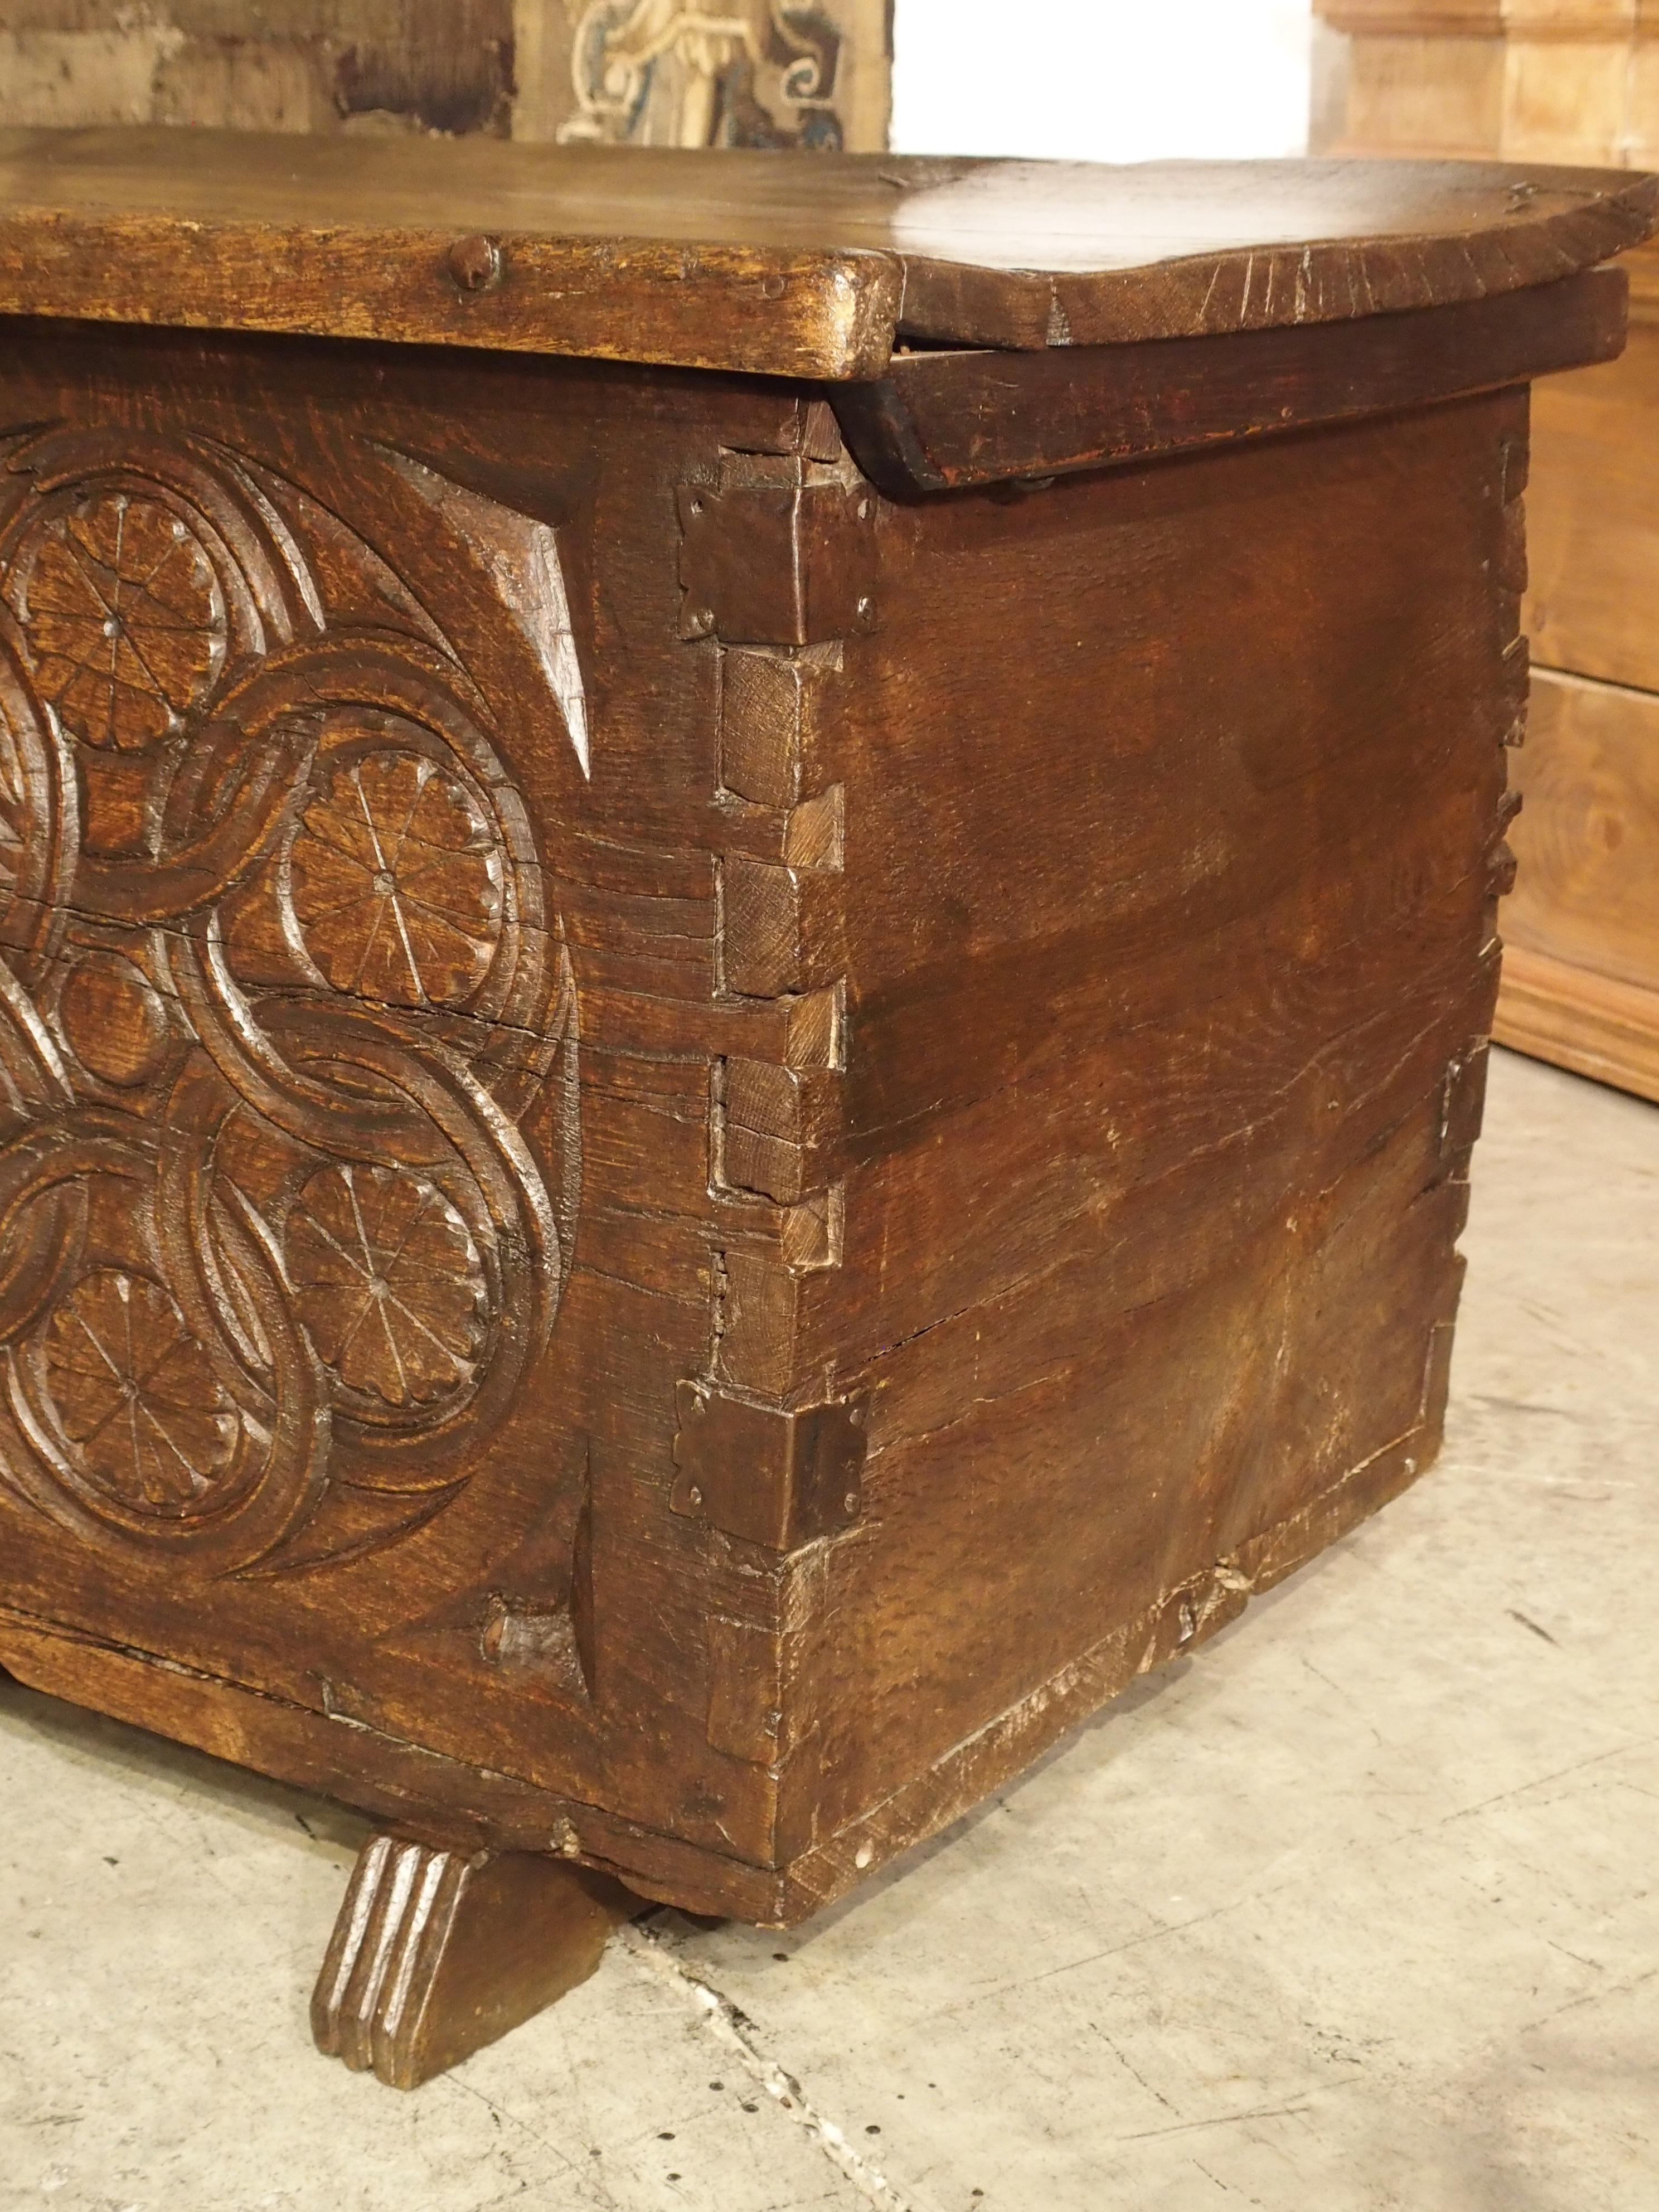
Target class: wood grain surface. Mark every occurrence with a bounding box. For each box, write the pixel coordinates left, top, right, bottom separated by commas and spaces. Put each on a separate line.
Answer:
1493, 943, 1659, 1099
0, 142, 1630, 1978
0, 302, 1545, 1925
836, 269, 1626, 493
1529, 283, 1659, 693
1312, 1, 1659, 171
1507, 276, 1659, 1100
1497, 664, 1659, 1098
311, 1835, 636, 2089
0, 130, 1652, 374
1506, 668, 1659, 999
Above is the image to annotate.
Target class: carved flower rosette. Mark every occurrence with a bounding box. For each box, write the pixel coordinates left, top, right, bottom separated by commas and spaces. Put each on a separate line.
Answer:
0, 428, 578, 1575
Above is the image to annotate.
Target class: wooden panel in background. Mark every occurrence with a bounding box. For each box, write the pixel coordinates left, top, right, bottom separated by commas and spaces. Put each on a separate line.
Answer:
1507, 668, 1659, 996
1314, 1, 1659, 1104
1317, 31, 1507, 158
1499, 666, 1659, 1097
1314, 3, 1659, 167
1527, 268, 1659, 692
1496, 943, 1659, 1096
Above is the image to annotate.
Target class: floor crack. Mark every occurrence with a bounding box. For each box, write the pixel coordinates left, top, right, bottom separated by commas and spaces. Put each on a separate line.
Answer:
617, 1919, 921, 2211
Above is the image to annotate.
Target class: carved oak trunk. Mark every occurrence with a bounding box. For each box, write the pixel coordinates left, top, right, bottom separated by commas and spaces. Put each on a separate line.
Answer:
0, 135, 1648, 2015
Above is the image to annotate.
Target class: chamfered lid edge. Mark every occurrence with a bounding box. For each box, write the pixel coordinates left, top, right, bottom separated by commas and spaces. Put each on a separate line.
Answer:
0, 130, 1653, 380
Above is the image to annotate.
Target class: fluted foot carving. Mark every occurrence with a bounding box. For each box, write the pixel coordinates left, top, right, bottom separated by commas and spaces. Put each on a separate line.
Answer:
312, 1833, 636, 2089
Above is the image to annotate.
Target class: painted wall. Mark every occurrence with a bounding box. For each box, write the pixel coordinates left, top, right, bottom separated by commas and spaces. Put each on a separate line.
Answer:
0, 4, 893, 151
892, 0, 1313, 162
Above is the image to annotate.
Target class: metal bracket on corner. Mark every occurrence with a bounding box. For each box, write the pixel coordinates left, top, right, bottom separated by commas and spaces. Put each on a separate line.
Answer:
670, 1381, 868, 1551
677, 483, 877, 647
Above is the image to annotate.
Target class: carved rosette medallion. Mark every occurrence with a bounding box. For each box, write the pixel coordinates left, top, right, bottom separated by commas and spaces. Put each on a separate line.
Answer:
12, 492, 229, 750
0, 429, 579, 1575
42, 1269, 240, 1518
289, 751, 505, 1007
285, 1163, 486, 1409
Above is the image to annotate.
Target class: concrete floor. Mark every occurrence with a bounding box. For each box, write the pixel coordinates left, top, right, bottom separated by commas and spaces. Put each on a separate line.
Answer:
2, 1045, 1656, 2212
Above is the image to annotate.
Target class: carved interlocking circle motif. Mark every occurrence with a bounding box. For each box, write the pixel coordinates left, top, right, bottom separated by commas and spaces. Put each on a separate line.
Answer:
0, 430, 579, 1574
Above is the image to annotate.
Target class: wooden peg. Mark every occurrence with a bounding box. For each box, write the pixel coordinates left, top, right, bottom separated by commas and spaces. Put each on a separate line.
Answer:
311, 1833, 637, 2089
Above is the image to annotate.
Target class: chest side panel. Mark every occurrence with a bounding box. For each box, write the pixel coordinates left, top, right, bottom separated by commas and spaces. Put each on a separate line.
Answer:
777, 395, 1523, 1890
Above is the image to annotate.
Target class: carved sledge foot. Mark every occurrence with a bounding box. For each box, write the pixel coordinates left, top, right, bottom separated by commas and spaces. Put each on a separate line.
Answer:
312, 1833, 637, 2088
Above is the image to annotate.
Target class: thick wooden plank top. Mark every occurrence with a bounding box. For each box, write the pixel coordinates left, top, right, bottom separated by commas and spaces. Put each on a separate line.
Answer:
0, 129, 1654, 381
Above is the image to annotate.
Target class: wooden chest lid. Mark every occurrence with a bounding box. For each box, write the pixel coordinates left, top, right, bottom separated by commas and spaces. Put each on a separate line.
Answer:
0, 128, 1654, 381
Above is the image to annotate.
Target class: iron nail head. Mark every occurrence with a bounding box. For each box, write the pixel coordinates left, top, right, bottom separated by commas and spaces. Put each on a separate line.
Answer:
448, 234, 502, 293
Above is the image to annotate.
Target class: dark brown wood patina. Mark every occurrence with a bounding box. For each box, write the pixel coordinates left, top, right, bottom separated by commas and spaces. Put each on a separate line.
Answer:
0, 129, 1647, 2082
0, 130, 1652, 372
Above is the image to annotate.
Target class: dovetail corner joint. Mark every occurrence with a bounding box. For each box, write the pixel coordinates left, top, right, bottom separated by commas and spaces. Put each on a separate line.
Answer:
719, 855, 845, 998
719, 1057, 841, 1205
1440, 1042, 1491, 1164
671, 1381, 867, 1550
